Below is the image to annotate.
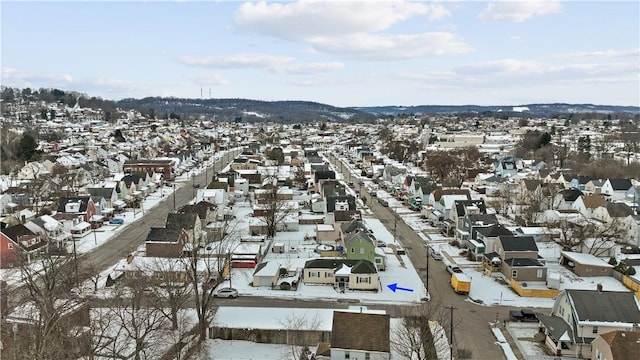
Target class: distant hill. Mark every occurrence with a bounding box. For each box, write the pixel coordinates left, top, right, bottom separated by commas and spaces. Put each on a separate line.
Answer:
116, 97, 377, 123
118, 97, 639, 122
351, 103, 640, 117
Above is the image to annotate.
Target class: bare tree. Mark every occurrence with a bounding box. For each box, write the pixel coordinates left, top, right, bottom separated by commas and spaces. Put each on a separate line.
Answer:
184, 219, 239, 344
391, 301, 461, 360
546, 218, 627, 255
277, 312, 321, 360
257, 179, 297, 239
148, 258, 192, 330
4, 249, 86, 359
109, 275, 166, 360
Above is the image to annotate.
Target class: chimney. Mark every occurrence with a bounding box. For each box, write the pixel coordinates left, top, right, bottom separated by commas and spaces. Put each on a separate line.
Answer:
596, 283, 603, 292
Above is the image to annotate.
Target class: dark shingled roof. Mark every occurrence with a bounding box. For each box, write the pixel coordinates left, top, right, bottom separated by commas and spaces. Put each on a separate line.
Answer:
605, 202, 634, 218
476, 224, 513, 238
454, 199, 487, 217
145, 227, 182, 243
498, 236, 538, 252
1, 224, 45, 251
567, 290, 640, 323
166, 213, 198, 231
86, 187, 116, 199
503, 258, 544, 267
304, 259, 377, 274
561, 188, 583, 202
57, 196, 91, 213
331, 311, 390, 353
608, 178, 632, 191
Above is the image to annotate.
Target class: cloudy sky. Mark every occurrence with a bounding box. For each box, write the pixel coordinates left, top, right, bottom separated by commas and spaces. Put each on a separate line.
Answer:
2, 0, 638, 107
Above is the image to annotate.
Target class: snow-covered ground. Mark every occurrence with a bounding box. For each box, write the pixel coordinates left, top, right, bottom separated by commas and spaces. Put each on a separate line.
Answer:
215, 206, 428, 304
0, 151, 234, 286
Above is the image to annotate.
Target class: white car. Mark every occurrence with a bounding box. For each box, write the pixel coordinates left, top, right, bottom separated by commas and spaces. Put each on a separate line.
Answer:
213, 287, 239, 298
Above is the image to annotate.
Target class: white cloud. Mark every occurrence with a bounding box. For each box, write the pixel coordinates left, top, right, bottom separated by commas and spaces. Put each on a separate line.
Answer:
178, 54, 293, 69
553, 48, 640, 59
233, 0, 462, 60
234, 0, 448, 39
1, 67, 144, 98
184, 73, 229, 86
308, 32, 472, 60
179, 53, 344, 75
478, 1, 562, 22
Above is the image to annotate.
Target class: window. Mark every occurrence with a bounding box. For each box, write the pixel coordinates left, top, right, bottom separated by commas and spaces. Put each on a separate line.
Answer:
592, 326, 598, 334
595, 349, 602, 360
350, 248, 355, 254
537, 269, 543, 278
357, 277, 371, 284
325, 272, 332, 278
7, 243, 13, 249
345, 352, 350, 359
360, 247, 365, 254
512, 270, 517, 278
365, 353, 370, 360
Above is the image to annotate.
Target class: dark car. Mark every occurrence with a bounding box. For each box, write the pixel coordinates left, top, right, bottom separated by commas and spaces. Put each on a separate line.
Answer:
193, 183, 200, 188
509, 309, 538, 322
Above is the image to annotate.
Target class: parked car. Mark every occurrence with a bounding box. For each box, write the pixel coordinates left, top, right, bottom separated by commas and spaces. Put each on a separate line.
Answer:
193, 183, 201, 188
109, 218, 124, 225
378, 198, 389, 207
213, 287, 239, 298
509, 309, 538, 322
430, 249, 443, 261
446, 264, 463, 274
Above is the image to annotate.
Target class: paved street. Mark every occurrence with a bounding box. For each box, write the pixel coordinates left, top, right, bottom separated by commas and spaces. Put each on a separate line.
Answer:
331, 153, 510, 360
83, 149, 242, 272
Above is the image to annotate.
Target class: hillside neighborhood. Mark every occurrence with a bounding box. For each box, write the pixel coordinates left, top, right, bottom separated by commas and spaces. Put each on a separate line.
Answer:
1, 88, 640, 360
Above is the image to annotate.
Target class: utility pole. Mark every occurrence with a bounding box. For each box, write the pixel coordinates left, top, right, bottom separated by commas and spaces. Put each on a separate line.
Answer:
426, 245, 429, 293
446, 306, 457, 360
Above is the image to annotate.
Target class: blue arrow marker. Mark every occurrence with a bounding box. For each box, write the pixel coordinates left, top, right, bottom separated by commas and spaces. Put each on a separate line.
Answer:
387, 283, 414, 293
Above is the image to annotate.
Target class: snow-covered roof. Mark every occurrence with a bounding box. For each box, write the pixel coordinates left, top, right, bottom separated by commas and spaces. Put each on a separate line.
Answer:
560, 251, 614, 267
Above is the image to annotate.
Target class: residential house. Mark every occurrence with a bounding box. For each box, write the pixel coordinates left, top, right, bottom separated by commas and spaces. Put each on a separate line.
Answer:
342, 230, 386, 271
557, 188, 584, 210
382, 164, 407, 185
573, 194, 607, 219
86, 185, 118, 209
24, 215, 71, 250
0, 224, 47, 268
179, 201, 219, 240
569, 176, 594, 192
145, 227, 190, 258
451, 199, 487, 241
590, 330, 640, 360
461, 213, 499, 241
303, 258, 378, 292
538, 289, 640, 358
56, 196, 97, 223
477, 223, 513, 250
559, 251, 614, 277
330, 311, 391, 360
494, 235, 546, 281
601, 179, 633, 202
166, 212, 204, 245
494, 156, 519, 177
584, 180, 604, 195
410, 176, 439, 203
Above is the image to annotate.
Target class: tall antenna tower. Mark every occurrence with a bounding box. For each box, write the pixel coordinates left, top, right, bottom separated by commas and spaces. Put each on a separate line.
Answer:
209, 88, 211, 98
200, 86, 203, 99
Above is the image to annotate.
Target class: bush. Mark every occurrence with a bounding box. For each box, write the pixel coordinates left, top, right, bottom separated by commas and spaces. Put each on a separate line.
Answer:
614, 261, 636, 275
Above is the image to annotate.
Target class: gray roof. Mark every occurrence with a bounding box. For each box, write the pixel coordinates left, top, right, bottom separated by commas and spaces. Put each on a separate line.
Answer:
504, 258, 544, 267
537, 313, 574, 342
567, 290, 640, 323
499, 236, 538, 252
608, 178, 632, 191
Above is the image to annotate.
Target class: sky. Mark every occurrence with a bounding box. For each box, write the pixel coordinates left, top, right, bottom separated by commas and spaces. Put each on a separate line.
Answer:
1, 0, 639, 107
